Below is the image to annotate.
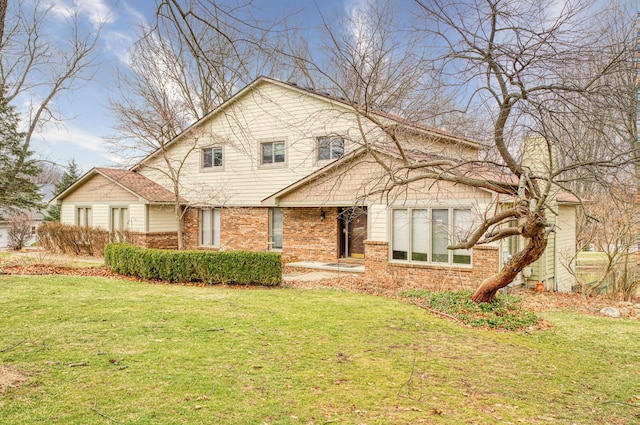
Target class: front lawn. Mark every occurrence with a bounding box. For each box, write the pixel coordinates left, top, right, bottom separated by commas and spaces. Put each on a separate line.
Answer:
0, 275, 637, 424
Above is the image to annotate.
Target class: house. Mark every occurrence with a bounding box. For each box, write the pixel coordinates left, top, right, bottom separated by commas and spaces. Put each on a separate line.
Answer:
53, 77, 577, 292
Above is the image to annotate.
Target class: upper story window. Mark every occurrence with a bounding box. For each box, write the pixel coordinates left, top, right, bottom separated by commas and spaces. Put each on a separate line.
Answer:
202, 147, 223, 169
261, 141, 285, 165
317, 137, 344, 161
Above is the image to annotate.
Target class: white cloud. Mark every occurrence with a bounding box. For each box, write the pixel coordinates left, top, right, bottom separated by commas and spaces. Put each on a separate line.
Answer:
34, 123, 108, 155
47, 0, 115, 29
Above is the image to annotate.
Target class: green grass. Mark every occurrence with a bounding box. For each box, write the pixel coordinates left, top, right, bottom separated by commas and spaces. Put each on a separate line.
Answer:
0, 275, 638, 424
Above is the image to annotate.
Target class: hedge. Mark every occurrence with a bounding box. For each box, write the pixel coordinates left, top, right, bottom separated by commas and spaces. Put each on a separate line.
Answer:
104, 243, 281, 286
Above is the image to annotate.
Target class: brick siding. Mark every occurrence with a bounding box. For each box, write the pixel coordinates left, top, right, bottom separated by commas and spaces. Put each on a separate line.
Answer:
282, 207, 339, 263
364, 240, 499, 291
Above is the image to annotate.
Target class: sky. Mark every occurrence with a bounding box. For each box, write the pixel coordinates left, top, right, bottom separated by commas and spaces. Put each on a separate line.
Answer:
23, 0, 364, 174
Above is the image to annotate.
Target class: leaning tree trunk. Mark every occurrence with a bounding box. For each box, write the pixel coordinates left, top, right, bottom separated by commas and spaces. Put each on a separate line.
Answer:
471, 212, 549, 303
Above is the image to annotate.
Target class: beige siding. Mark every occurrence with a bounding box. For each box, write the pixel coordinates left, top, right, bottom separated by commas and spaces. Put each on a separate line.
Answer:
128, 204, 146, 232
555, 205, 576, 292
278, 154, 493, 206
64, 174, 138, 203
149, 205, 177, 232
60, 203, 76, 225
368, 205, 387, 241
138, 80, 480, 207
92, 204, 110, 229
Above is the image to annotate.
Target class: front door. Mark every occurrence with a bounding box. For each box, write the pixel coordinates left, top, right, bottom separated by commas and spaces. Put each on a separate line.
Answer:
339, 207, 367, 259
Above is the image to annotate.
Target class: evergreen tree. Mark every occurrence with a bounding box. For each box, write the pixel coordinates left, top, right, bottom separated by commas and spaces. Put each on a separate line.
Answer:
44, 159, 82, 222
0, 85, 41, 215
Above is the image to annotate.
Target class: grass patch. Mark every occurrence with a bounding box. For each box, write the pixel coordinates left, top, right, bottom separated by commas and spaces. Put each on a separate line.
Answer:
401, 289, 539, 331
0, 275, 638, 424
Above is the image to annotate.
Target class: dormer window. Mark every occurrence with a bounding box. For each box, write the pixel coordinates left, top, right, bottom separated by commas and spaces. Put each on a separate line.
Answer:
202, 147, 223, 169
317, 137, 344, 161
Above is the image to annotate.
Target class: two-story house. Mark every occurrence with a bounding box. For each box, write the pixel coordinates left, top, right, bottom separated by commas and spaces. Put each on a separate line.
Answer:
53, 77, 577, 292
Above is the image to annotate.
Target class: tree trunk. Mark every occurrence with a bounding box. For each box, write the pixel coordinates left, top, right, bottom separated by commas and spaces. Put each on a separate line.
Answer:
471, 212, 549, 303
175, 204, 184, 250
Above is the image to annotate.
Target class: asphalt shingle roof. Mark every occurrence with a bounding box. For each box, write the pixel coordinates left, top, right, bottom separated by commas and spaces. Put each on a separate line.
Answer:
96, 168, 184, 204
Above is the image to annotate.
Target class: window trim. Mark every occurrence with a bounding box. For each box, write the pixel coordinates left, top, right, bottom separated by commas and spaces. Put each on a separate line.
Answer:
258, 139, 287, 168
389, 207, 473, 267
201, 146, 224, 171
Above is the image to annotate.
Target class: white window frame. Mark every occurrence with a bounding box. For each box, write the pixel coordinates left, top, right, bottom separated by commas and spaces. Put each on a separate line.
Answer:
259, 140, 286, 167
199, 208, 221, 247
316, 136, 345, 162
389, 207, 473, 266
201, 146, 224, 171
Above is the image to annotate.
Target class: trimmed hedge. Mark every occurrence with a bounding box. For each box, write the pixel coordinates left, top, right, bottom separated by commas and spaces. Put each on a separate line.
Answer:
104, 243, 281, 286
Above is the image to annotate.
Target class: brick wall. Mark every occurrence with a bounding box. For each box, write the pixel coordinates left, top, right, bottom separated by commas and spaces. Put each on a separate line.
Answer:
364, 240, 499, 291
131, 232, 178, 249
220, 207, 270, 252
282, 207, 339, 263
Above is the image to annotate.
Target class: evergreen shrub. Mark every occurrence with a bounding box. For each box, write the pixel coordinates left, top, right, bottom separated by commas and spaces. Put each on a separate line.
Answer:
104, 243, 281, 286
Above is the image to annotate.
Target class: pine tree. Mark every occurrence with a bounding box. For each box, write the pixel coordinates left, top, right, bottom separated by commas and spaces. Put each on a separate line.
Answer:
0, 85, 41, 215
44, 159, 82, 222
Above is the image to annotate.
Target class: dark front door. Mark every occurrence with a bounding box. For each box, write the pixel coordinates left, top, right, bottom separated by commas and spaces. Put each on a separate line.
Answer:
339, 207, 367, 259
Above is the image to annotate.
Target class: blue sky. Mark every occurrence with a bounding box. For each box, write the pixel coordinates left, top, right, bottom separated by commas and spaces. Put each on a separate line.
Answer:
27, 0, 365, 173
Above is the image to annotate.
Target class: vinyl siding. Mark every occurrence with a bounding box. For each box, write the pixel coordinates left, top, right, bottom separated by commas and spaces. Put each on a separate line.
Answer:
368, 205, 387, 241
148, 205, 177, 232
137, 81, 476, 207
277, 153, 493, 206
555, 205, 576, 292
64, 174, 138, 203
128, 204, 146, 232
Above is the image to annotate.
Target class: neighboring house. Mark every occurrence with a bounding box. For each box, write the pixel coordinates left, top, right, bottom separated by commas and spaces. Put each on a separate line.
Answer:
53, 77, 577, 292
0, 184, 55, 249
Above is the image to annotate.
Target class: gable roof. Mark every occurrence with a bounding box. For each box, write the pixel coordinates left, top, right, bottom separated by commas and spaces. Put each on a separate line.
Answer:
131, 76, 484, 172
261, 144, 513, 206
54, 167, 185, 205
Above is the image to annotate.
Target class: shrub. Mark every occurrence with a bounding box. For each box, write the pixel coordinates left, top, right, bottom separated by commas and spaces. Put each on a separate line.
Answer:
104, 243, 281, 286
401, 289, 539, 331
6, 211, 36, 250
37, 222, 129, 256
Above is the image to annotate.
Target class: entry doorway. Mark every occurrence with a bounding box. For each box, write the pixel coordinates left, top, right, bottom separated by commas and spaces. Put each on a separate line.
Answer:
338, 207, 367, 259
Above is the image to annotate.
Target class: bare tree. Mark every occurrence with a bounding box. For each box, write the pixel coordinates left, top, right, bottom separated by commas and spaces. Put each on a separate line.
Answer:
562, 189, 638, 301
288, 0, 636, 302
0, 0, 102, 176
108, 0, 268, 249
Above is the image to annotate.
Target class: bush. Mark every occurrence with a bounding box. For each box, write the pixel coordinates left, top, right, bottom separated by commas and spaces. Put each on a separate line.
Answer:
37, 222, 130, 256
104, 243, 282, 286
6, 211, 36, 250
401, 289, 539, 331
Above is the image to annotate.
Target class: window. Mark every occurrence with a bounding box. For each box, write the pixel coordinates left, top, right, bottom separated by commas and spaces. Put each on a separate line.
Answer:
261, 141, 285, 165
111, 207, 129, 231
317, 137, 344, 161
391, 207, 474, 265
76, 207, 92, 227
269, 208, 283, 250
200, 208, 220, 247
202, 147, 223, 169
